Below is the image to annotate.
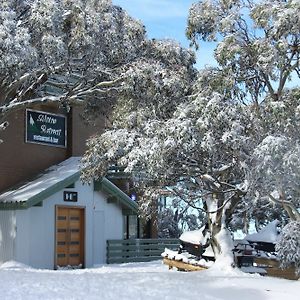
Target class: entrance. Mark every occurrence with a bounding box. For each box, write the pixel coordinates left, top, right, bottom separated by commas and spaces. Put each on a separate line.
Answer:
55, 206, 85, 269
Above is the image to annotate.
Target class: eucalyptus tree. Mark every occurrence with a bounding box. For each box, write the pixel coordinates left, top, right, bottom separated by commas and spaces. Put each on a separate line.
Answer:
82, 0, 300, 265
187, 0, 300, 104
1, 0, 194, 141
82, 89, 254, 263
186, 0, 300, 256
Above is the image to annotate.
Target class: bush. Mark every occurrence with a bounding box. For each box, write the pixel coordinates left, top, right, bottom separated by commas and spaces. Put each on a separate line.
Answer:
275, 221, 300, 274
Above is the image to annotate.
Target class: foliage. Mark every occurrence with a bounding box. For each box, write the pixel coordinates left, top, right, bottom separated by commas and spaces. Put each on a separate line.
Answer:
247, 89, 300, 223
275, 221, 300, 274
187, 0, 300, 104
0, 0, 196, 143
82, 1, 300, 264
157, 208, 182, 238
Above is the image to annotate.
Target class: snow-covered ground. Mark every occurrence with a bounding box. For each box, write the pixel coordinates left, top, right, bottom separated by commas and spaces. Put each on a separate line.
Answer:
0, 260, 299, 300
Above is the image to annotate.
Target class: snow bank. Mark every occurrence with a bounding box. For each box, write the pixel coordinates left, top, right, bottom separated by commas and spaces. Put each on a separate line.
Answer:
0, 260, 32, 270
0, 260, 298, 300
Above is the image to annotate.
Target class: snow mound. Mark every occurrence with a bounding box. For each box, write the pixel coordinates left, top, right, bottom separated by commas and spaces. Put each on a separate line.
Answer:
0, 261, 32, 270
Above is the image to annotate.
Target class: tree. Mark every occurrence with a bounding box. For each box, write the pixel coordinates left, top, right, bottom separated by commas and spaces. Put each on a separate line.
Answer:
186, 0, 300, 238
1, 1, 195, 142
82, 91, 253, 264
187, 0, 300, 104
82, 0, 300, 266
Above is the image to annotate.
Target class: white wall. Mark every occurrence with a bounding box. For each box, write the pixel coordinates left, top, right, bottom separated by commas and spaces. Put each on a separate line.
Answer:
93, 190, 124, 265
0, 211, 16, 264
11, 180, 124, 269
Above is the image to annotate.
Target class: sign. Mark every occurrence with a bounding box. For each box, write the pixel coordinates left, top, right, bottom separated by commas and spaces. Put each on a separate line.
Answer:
26, 109, 67, 148
64, 191, 78, 202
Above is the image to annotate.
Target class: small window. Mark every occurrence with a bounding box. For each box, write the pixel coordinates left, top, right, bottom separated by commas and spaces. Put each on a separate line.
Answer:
123, 215, 140, 239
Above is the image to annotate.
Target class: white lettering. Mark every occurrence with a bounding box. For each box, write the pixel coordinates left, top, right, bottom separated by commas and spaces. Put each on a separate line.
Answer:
37, 114, 57, 124
45, 128, 62, 136
33, 135, 59, 144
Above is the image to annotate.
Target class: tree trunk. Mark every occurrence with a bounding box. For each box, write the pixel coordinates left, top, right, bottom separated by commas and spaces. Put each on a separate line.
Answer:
206, 193, 235, 268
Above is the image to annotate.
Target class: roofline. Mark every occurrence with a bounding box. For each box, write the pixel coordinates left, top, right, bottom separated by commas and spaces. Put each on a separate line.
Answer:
0, 173, 138, 215
94, 177, 138, 215
0, 172, 80, 210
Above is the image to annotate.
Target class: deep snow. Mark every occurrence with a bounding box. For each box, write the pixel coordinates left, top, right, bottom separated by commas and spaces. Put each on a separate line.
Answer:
0, 260, 299, 300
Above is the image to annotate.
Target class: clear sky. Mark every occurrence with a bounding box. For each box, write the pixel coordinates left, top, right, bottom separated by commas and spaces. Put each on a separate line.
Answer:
112, 0, 217, 69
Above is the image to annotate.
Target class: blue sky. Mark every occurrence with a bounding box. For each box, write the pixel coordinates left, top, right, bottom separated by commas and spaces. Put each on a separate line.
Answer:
112, 0, 217, 69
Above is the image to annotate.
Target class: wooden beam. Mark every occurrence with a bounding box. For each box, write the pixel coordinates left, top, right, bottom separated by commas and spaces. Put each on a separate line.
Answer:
163, 258, 207, 272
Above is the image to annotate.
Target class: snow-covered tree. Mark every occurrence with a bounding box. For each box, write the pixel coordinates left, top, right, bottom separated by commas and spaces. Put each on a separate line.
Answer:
0, 0, 195, 143
82, 90, 254, 264
187, 0, 300, 104
82, 0, 300, 267
186, 0, 300, 234
275, 221, 300, 274
239, 89, 300, 230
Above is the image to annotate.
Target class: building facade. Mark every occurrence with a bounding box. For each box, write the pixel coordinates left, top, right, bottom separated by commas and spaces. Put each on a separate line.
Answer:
0, 103, 143, 269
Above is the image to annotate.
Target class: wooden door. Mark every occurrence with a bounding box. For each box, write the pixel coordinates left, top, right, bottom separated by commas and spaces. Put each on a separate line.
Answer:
55, 206, 85, 269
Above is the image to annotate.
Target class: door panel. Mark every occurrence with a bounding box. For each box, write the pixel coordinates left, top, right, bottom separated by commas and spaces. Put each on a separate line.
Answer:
55, 207, 84, 269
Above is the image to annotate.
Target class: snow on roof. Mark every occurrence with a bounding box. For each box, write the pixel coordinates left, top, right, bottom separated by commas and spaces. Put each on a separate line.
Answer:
244, 220, 280, 244
0, 157, 81, 205
179, 225, 209, 245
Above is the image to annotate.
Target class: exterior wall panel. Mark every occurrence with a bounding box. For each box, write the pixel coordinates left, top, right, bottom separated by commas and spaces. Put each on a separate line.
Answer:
4, 180, 124, 269
0, 211, 16, 263
0, 106, 68, 193
0, 106, 105, 193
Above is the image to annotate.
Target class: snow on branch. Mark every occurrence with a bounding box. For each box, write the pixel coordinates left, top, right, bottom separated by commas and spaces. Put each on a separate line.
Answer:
268, 193, 300, 221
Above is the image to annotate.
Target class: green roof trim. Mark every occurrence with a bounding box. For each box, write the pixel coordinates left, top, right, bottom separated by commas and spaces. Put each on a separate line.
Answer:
0, 172, 80, 210
94, 177, 138, 215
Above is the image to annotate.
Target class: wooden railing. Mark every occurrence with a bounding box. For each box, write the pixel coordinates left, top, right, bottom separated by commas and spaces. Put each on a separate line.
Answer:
254, 257, 299, 280
106, 238, 179, 264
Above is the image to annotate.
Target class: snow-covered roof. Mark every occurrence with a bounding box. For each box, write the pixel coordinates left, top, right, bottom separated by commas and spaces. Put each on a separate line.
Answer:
0, 157, 138, 214
0, 157, 81, 209
244, 220, 280, 244
179, 225, 209, 245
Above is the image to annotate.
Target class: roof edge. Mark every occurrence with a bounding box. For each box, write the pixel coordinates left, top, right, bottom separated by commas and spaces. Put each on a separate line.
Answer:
0, 172, 80, 210
94, 177, 138, 214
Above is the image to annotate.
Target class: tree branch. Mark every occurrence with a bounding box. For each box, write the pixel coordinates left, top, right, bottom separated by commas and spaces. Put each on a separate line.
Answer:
268, 193, 300, 221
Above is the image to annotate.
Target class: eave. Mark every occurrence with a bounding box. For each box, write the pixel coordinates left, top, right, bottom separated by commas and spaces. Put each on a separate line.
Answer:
94, 177, 138, 215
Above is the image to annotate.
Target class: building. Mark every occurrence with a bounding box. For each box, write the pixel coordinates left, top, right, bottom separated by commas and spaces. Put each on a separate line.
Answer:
0, 101, 142, 269
0, 157, 137, 269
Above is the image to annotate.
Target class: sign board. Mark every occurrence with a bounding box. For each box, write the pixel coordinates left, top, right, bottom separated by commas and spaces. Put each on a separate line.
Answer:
26, 109, 67, 148
64, 191, 78, 202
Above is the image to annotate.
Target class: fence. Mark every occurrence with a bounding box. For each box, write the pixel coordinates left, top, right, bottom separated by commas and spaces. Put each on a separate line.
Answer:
254, 257, 299, 280
107, 238, 179, 264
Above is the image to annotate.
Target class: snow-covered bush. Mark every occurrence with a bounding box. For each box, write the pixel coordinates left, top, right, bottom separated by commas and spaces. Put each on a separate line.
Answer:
276, 221, 300, 274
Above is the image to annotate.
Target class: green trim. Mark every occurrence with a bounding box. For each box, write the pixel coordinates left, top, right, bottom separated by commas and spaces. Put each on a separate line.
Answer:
0, 172, 80, 210
65, 183, 75, 188
95, 177, 138, 215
